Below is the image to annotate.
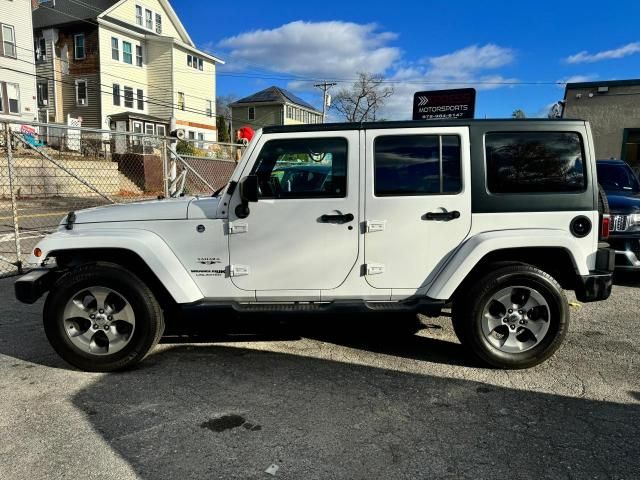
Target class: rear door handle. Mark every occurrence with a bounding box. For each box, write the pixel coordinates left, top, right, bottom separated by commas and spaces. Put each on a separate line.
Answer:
320, 213, 354, 224
424, 210, 460, 221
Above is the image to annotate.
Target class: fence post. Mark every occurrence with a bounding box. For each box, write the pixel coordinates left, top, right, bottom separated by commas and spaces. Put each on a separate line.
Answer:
5, 123, 23, 274
161, 139, 169, 198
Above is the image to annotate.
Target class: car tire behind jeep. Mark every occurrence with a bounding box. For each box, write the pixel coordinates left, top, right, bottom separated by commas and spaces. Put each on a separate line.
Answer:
43, 262, 164, 372
451, 264, 569, 369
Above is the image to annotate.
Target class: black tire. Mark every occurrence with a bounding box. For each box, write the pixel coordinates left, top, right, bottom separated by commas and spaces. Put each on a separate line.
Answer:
43, 262, 164, 372
451, 264, 569, 369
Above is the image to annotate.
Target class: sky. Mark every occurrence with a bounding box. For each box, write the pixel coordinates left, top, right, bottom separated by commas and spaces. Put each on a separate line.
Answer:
171, 0, 640, 120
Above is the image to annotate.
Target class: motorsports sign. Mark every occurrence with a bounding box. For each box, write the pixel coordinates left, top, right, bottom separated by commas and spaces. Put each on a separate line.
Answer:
412, 88, 476, 120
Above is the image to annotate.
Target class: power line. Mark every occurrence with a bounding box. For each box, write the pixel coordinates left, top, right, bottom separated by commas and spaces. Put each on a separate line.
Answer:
1, 64, 280, 130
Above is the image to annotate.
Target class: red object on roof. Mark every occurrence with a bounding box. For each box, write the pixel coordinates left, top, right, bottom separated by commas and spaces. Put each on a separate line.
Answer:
238, 126, 254, 142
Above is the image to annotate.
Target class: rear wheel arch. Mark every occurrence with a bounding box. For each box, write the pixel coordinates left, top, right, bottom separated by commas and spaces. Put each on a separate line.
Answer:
452, 246, 580, 299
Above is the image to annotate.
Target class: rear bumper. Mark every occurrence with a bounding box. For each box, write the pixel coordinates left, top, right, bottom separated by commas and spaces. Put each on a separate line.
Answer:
14, 268, 56, 304
574, 247, 614, 302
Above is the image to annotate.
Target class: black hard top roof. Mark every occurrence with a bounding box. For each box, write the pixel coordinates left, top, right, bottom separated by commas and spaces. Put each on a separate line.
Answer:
262, 118, 587, 134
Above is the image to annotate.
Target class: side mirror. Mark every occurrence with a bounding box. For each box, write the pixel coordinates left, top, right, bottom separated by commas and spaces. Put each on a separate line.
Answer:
239, 175, 259, 203
235, 175, 258, 219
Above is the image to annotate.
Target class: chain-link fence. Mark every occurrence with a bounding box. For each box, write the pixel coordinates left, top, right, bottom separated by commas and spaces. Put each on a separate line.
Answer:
0, 120, 242, 277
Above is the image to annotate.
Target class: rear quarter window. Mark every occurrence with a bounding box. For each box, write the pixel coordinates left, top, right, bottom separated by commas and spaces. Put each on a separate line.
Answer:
485, 132, 586, 193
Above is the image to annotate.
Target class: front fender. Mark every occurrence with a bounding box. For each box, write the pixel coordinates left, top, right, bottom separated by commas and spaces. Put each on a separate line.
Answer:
426, 229, 590, 300
30, 229, 204, 304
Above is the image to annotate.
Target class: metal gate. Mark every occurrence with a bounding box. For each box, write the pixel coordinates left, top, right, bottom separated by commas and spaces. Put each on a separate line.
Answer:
0, 120, 240, 276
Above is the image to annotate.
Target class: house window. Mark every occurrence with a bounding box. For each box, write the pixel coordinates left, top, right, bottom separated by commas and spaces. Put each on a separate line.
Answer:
74, 34, 85, 60
37, 81, 48, 107
132, 120, 143, 145
198, 58, 203, 71
206, 100, 212, 117
286, 105, 292, 119
248, 106, 255, 120
155, 13, 162, 34
187, 54, 192, 67
135, 5, 143, 26
35, 36, 46, 61
111, 37, 119, 61
123, 41, 132, 64
5, 83, 20, 114
136, 45, 143, 66
124, 86, 134, 108
137, 89, 144, 110
145, 9, 153, 29
198, 132, 204, 148
112, 84, 120, 106
188, 131, 195, 140
1, 24, 16, 58
177, 92, 185, 110
156, 124, 166, 137
75, 79, 87, 106
145, 123, 154, 135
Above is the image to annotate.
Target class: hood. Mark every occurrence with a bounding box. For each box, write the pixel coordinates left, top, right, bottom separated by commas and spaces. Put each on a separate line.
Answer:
606, 191, 640, 213
68, 197, 194, 225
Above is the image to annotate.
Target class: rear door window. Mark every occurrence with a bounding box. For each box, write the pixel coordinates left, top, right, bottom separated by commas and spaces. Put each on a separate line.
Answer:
374, 135, 462, 196
485, 132, 586, 193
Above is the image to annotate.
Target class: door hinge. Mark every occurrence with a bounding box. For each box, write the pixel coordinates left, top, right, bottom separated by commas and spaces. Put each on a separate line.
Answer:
365, 220, 386, 233
229, 264, 250, 277
365, 263, 385, 275
229, 223, 249, 234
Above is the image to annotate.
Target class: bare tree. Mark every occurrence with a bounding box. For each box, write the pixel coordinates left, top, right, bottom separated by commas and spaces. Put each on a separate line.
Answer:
331, 73, 394, 122
512, 109, 527, 119
216, 94, 238, 143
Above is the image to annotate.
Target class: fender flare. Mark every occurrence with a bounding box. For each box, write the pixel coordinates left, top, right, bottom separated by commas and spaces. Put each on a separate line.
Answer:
30, 229, 204, 304
426, 229, 589, 300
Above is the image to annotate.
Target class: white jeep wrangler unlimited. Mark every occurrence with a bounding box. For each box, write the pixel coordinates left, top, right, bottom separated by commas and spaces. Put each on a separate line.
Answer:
15, 120, 614, 371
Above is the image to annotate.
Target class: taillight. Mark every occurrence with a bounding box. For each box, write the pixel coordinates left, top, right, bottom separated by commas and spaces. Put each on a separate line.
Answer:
600, 215, 610, 240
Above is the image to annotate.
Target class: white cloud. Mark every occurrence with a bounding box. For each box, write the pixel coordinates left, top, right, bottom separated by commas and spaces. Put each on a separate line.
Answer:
379, 45, 517, 119
217, 21, 401, 79
566, 42, 640, 63
216, 22, 517, 120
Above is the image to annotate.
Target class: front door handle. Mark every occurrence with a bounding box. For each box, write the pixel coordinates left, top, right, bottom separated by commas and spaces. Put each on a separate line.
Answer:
320, 213, 354, 224
424, 210, 460, 221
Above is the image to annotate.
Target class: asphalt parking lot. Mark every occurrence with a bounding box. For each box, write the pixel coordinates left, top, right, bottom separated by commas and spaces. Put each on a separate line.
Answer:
0, 275, 639, 480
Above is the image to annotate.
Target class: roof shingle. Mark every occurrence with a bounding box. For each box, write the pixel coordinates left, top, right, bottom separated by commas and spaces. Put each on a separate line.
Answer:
231, 86, 320, 112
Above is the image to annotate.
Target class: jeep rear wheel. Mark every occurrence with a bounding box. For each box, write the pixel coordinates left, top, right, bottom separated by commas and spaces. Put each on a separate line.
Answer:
44, 262, 164, 372
452, 265, 569, 369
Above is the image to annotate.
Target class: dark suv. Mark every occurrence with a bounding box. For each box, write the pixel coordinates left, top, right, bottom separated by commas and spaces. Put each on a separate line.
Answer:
596, 159, 640, 270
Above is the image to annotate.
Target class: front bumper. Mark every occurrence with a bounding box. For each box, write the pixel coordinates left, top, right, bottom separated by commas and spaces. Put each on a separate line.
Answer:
608, 236, 640, 270
14, 268, 56, 304
574, 247, 614, 302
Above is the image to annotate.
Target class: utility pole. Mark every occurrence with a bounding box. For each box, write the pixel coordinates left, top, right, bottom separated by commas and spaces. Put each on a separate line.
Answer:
314, 81, 336, 123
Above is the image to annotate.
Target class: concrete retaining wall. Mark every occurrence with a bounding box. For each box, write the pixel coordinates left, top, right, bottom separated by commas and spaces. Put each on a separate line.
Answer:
0, 157, 120, 197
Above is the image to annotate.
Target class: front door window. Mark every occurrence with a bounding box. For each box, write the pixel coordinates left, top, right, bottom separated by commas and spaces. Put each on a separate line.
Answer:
251, 137, 347, 199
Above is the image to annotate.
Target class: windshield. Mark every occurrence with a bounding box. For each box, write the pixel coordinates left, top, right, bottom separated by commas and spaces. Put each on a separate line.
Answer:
597, 163, 640, 193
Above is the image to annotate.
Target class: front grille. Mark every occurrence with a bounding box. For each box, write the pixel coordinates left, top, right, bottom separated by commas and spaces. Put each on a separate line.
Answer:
612, 215, 629, 232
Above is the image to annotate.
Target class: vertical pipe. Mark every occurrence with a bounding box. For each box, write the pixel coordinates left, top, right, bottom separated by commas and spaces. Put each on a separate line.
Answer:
439, 135, 444, 194
5, 124, 23, 273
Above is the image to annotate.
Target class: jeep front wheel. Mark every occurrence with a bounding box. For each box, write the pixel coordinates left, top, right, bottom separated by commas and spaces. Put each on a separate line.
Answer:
43, 262, 164, 372
452, 265, 569, 369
